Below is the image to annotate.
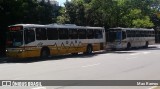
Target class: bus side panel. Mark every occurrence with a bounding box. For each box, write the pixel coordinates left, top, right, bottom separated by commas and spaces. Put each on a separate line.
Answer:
49, 43, 87, 55
25, 47, 41, 58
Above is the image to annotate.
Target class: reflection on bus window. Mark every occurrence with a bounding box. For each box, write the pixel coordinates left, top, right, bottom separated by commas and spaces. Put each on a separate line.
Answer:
36, 28, 47, 40
7, 31, 23, 47
24, 29, 35, 44
95, 29, 103, 39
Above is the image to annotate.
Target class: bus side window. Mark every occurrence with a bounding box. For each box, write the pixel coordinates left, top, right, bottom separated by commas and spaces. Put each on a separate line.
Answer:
148, 31, 150, 37
122, 31, 126, 39
24, 28, 35, 44
69, 29, 78, 39
59, 28, 68, 39
47, 28, 58, 40
145, 31, 147, 37
142, 31, 144, 37
87, 29, 94, 39
129, 30, 132, 37
126, 30, 130, 37
95, 29, 102, 39
132, 31, 136, 37
78, 29, 86, 39
137, 31, 140, 37
36, 28, 47, 40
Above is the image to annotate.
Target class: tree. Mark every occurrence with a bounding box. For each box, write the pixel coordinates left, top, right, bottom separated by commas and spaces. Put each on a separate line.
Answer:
61, 0, 86, 25
57, 7, 69, 24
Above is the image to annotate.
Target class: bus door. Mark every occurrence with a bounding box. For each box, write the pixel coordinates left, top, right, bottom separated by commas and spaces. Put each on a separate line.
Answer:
116, 31, 122, 48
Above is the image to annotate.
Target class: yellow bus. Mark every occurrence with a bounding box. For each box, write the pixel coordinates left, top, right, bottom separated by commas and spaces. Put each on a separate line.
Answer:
6, 24, 106, 58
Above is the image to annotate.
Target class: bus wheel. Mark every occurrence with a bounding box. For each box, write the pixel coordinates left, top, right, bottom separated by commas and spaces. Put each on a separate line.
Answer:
145, 41, 149, 48
40, 47, 50, 58
126, 43, 131, 50
86, 45, 93, 54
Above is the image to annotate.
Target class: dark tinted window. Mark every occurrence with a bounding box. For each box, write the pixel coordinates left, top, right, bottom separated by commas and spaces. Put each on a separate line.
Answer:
36, 28, 47, 40
68, 29, 78, 39
109, 31, 117, 42
122, 31, 126, 39
78, 29, 86, 39
132, 31, 136, 37
87, 29, 94, 39
59, 28, 68, 39
47, 28, 58, 40
95, 29, 103, 39
24, 28, 35, 44
136, 31, 140, 37
126, 30, 130, 37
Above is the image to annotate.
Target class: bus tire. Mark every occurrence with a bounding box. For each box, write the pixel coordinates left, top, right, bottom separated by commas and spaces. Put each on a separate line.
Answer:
126, 42, 131, 50
145, 41, 149, 48
40, 47, 50, 58
85, 45, 93, 54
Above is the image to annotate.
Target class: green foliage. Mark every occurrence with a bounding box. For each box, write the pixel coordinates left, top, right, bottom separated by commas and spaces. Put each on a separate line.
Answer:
132, 16, 154, 28
61, 0, 86, 25
60, 0, 160, 28
56, 7, 69, 24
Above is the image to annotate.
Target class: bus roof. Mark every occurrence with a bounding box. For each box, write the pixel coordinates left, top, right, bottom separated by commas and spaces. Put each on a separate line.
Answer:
109, 27, 154, 31
9, 24, 104, 29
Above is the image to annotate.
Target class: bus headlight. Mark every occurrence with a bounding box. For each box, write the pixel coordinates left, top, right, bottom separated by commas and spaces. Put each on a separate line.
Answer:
6, 50, 8, 52
19, 49, 25, 53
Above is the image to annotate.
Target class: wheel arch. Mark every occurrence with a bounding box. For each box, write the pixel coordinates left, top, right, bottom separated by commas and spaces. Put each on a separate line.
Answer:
40, 46, 50, 56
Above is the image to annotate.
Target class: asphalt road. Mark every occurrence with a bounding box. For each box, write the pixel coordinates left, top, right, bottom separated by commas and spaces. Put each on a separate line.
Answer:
1, 44, 160, 89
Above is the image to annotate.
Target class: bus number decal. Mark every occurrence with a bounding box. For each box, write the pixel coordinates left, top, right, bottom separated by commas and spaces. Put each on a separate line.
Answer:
37, 42, 43, 47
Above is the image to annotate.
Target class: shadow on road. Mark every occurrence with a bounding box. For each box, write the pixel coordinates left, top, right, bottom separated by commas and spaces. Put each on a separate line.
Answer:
0, 45, 159, 64
129, 45, 160, 51
0, 51, 134, 64
0, 53, 101, 64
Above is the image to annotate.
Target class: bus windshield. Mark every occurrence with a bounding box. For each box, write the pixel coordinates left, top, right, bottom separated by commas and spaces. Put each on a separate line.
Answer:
7, 31, 23, 47
106, 29, 126, 42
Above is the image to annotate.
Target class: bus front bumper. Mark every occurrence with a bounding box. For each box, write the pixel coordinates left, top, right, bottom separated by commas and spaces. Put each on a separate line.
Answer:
6, 49, 27, 58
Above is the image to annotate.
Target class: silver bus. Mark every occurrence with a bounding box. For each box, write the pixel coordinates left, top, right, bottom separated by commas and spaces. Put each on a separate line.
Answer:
106, 27, 155, 50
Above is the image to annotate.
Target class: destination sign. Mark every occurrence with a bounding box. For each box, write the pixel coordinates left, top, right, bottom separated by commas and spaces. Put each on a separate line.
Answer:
9, 26, 22, 31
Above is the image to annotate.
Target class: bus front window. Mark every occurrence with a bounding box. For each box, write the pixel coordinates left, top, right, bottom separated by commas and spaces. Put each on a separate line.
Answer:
7, 31, 23, 47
